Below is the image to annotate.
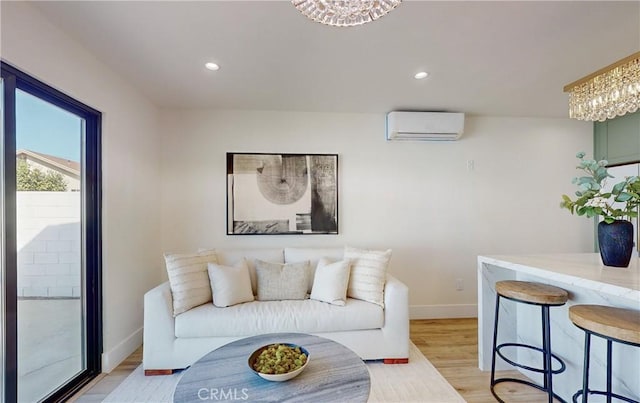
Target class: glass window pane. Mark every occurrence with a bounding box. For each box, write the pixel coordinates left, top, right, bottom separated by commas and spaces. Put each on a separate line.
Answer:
15, 89, 84, 402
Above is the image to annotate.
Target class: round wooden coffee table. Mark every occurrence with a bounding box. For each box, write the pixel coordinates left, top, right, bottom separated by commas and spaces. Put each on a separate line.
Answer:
173, 333, 370, 402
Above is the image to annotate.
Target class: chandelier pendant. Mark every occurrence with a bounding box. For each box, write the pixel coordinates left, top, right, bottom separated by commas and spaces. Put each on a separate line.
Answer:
292, 0, 402, 27
564, 52, 640, 122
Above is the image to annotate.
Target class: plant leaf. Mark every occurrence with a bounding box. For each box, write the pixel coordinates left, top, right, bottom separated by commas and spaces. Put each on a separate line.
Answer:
612, 182, 625, 195
617, 192, 633, 202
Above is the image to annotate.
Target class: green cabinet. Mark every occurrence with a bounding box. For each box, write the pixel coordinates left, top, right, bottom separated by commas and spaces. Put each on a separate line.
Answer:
592, 111, 640, 252
594, 111, 640, 165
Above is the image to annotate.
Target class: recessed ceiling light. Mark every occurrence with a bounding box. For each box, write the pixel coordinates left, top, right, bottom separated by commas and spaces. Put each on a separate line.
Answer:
414, 71, 429, 79
205, 62, 220, 71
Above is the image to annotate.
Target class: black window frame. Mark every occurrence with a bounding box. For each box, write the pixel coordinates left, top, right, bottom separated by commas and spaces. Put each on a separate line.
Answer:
1, 60, 102, 403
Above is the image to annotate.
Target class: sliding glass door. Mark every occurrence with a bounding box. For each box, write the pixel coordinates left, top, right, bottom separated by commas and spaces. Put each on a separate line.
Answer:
1, 62, 102, 402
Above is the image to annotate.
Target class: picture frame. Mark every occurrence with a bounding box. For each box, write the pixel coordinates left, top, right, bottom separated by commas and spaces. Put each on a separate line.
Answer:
226, 152, 338, 235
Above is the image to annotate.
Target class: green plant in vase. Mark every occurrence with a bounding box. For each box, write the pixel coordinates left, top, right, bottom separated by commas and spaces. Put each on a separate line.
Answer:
561, 152, 640, 267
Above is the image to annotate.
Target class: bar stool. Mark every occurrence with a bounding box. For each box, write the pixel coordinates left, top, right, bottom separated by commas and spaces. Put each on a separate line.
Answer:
569, 305, 640, 403
491, 280, 569, 403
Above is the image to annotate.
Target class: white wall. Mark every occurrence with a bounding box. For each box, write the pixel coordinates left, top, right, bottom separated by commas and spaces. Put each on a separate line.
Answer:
159, 110, 595, 317
17, 192, 81, 298
1, 2, 163, 372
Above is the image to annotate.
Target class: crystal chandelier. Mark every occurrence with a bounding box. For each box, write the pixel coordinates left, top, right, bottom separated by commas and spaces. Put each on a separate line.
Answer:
564, 52, 640, 122
292, 0, 401, 27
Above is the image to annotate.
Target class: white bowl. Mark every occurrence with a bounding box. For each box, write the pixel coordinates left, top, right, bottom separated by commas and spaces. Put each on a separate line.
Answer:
248, 343, 310, 382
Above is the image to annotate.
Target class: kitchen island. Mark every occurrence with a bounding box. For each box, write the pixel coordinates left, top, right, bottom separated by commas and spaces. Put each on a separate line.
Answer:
478, 253, 640, 401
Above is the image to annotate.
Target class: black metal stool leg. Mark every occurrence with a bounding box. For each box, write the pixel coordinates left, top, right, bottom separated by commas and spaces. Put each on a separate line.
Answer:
542, 306, 549, 390
606, 339, 612, 403
490, 294, 501, 388
580, 332, 590, 403
542, 305, 553, 403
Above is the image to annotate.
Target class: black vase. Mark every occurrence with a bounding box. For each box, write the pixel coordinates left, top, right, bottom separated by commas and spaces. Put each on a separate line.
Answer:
598, 220, 634, 267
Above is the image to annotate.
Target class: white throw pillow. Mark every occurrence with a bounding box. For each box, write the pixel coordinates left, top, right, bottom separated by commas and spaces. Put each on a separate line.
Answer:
255, 260, 310, 301
207, 259, 254, 307
164, 250, 218, 316
310, 258, 351, 306
344, 246, 392, 307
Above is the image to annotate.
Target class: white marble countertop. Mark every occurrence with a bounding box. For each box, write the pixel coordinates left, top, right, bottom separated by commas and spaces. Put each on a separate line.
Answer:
478, 253, 640, 300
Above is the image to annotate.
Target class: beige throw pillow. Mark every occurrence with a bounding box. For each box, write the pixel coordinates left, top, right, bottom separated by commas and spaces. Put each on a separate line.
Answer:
310, 258, 351, 306
255, 260, 310, 301
207, 259, 254, 307
164, 250, 218, 316
344, 246, 391, 307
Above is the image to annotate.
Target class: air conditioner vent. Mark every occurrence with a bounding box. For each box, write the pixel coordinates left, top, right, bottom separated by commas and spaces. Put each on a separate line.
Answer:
386, 111, 465, 141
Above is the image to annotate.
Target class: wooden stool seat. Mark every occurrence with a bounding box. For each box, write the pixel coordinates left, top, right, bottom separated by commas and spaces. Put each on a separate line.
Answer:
495, 280, 569, 306
569, 305, 640, 345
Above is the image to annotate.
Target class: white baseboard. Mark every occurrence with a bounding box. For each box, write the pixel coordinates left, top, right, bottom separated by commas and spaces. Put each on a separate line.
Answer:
410, 304, 478, 319
101, 326, 143, 373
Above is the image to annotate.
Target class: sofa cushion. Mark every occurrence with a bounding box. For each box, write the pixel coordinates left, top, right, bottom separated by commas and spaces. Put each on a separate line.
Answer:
164, 250, 218, 316
344, 246, 392, 308
284, 247, 343, 292
175, 298, 384, 338
255, 260, 310, 301
215, 248, 284, 295
310, 258, 350, 306
207, 260, 254, 307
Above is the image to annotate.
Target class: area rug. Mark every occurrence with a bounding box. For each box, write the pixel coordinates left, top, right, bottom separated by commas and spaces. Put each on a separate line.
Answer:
104, 342, 464, 402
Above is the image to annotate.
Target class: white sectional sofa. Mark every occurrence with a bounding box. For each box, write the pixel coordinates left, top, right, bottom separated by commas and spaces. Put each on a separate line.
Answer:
143, 247, 410, 374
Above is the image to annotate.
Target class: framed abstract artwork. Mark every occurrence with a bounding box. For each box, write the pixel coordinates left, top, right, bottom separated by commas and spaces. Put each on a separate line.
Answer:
226, 153, 338, 235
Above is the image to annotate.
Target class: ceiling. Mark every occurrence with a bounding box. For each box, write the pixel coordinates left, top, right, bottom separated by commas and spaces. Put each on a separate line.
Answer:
32, 1, 640, 118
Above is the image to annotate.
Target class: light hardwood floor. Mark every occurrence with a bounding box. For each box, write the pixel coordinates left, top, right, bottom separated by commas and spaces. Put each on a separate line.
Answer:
69, 348, 142, 402
71, 318, 554, 402
410, 319, 557, 402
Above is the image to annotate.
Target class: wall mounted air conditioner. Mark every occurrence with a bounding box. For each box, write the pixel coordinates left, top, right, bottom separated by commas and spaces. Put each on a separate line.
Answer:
386, 111, 465, 141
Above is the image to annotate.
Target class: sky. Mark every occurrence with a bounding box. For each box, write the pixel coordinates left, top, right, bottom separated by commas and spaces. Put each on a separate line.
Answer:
15, 89, 82, 162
